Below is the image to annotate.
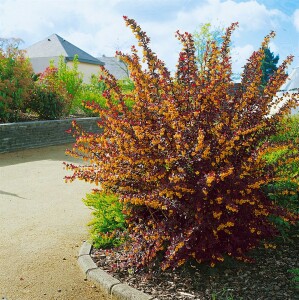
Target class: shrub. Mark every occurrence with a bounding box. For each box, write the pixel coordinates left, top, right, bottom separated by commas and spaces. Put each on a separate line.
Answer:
29, 85, 67, 120
73, 76, 135, 116
27, 66, 72, 119
0, 38, 34, 122
263, 114, 299, 237
83, 192, 126, 248
56, 55, 83, 114
65, 17, 299, 270
73, 75, 108, 116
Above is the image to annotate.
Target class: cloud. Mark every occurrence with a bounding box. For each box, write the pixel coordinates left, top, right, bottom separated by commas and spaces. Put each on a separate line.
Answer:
269, 41, 279, 55
293, 9, 299, 31
175, 0, 285, 32
0, 0, 134, 55
0, 0, 292, 73
231, 44, 255, 73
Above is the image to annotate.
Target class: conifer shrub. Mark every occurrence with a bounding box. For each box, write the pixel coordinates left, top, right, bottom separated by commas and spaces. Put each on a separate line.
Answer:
65, 17, 299, 270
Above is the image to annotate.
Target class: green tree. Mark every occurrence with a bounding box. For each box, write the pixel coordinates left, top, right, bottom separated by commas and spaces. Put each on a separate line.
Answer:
48, 55, 84, 114
56, 55, 83, 102
193, 23, 224, 71
261, 47, 279, 86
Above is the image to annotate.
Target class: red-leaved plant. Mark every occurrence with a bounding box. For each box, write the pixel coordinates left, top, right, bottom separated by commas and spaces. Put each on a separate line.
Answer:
65, 17, 299, 270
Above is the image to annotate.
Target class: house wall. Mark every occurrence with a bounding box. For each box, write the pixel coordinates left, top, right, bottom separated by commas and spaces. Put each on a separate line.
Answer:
67, 61, 102, 83
28, 57, 102, 83
0, 117, 101, 153
29, 56, 59, 74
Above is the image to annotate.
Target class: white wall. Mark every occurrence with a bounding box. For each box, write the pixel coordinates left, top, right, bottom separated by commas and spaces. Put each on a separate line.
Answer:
67, 61, 102, 83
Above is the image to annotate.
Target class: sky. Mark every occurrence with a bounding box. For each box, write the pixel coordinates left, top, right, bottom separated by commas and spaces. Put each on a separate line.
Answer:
1, 0, 299, 75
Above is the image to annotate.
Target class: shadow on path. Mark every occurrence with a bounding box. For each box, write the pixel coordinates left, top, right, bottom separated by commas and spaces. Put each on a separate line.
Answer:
0, 144, 81, 167
0, 190, 26, 199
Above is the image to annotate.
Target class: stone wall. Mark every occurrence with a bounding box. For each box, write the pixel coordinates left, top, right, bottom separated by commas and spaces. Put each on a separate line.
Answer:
0, 117, 101, 153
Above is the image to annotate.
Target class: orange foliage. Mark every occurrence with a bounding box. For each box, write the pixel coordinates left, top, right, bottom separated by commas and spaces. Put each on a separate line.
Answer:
65, 17, 298, 270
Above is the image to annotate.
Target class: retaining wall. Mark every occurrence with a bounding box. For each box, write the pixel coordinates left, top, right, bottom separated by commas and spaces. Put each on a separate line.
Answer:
0, 117, 101, 153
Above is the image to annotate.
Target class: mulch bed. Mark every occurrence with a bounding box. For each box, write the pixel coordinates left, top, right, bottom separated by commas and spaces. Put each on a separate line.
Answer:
91, 234, 298, 300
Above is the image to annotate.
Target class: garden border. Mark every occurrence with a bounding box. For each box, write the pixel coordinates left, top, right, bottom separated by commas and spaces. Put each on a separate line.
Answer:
78, 241, 158, 300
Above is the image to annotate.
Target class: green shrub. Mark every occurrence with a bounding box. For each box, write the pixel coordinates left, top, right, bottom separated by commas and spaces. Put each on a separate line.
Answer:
29, 85, 67, 120
56, 55, 83, 114
83, 192, 126, 249
73, 83, 107, 116
27, 66, 71, 119
0, 38, 34, 122
58, 55, 83, 98
75, 76, 135, 115
117, 78, 135, 110
263, 114, 299, 237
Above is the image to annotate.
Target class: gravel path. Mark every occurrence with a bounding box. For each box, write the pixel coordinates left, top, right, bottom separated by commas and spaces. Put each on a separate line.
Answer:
0, 145, 108, 300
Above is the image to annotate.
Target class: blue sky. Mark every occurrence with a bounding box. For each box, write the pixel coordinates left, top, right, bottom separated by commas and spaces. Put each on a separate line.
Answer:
1, 0, 299, 75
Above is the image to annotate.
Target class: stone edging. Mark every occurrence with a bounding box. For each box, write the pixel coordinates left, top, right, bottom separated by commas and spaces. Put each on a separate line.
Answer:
78, 241, 158, 300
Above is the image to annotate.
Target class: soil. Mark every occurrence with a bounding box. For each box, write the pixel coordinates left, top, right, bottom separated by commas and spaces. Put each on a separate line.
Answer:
91, 233, 299, 300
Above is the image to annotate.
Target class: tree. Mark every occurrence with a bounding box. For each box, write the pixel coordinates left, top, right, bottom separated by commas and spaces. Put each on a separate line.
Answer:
193, 23, 224, 71
0, 38, 34, 122
56, 54, 83, 104
66, 18, 298, 270
32, 55, 84, 116
261, 47, 279, 86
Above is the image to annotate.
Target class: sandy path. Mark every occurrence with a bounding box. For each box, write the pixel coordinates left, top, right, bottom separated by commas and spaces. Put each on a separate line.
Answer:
0, 145, 108, 300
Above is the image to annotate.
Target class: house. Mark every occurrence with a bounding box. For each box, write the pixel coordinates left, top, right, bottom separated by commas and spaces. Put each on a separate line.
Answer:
25, 33, 104, 83
98, 55, 129, 80
271, 66, 299, 115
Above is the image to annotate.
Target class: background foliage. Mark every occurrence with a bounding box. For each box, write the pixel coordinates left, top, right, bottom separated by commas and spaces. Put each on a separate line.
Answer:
0, 38, 34, 122
263, 114, 299, 237
27, 65, 72, 119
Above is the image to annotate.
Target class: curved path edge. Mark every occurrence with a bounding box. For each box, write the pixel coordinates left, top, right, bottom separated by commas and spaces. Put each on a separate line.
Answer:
78, 241, 158, 300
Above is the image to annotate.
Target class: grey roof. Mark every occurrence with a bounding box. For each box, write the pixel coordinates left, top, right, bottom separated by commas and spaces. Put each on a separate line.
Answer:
26, 34, 103, 65
274, 66, 299, 115
99, 55, 129, 80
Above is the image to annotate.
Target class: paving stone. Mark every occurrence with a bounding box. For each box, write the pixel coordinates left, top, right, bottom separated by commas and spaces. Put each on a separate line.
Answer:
111, 283, 154, 300
77, 241, 155, 299
87, 268, 121, 295
78, 255, 98, 274
78, 241, 92, 257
